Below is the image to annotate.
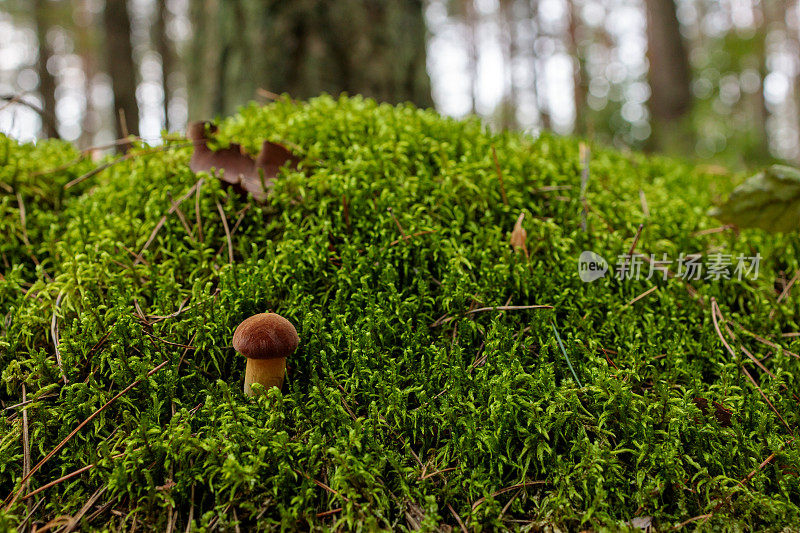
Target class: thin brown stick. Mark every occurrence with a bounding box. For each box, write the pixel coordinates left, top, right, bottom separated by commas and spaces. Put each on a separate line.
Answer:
731, 321, 800, 360
623, 286, 657, 308
3, 359, 170, 510
21, 385, 30, 501
3, 394, 57, 412
64, 142, 195, 189
690, 225, 734, 237
448, 503, 468, 533
741, 366, 792, 433
491, 145, 509, 206
21, 453, 126, 501
770, 269, 800, 319
50, 291, 68, 384
710, 299, 738, 361
431, 305, 552, 327
622, 223, 644, 267
134, 179, 202, 265
342, 194, 351, 232
671, 513, 713, 530
387, 207, 406, 238
498, 487, 523, 521
714, 301, 793, 433
213, 205, 250, 259
704, 438, 792, 522
471, 481, 546, 511
293, 469, 351, 502
168, 193, 194, 239
63, 485, 107, 532
739, 345, 776, 379
316, 507, 343, 518
215, 200, 234, 264
389, 230, 434, 246
195, 178, 204, 243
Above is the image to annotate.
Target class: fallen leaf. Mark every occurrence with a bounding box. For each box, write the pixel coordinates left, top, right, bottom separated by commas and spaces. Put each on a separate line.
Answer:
510, 212, 528, 258
187, 121, 299, 202
693, 397, 733, 427
709, 165, 800, 233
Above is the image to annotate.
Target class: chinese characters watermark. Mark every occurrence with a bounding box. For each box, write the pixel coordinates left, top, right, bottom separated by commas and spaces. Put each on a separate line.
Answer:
578, 251, 760, 282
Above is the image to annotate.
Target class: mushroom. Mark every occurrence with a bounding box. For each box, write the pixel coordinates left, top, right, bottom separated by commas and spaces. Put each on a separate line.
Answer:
232, 313, 299, 395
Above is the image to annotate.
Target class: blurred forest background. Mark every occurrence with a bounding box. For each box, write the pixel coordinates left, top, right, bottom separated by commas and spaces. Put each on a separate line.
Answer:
1, 0, 799, 169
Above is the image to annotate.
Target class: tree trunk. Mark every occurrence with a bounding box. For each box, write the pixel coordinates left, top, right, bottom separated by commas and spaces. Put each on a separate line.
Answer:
103, 0, 139, 141
463, 0, 480, 115
187, 0, 434, 120
567, 0, 587, 135
154, 0, 173, 131
33, 0, 58, 138
644, 0, 692, 152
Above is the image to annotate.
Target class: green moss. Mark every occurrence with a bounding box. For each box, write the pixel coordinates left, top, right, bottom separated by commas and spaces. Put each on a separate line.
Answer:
1, 96, 799, 531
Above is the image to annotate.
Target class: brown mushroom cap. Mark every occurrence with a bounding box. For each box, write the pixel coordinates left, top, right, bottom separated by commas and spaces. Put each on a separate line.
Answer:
232, 313, 299, 360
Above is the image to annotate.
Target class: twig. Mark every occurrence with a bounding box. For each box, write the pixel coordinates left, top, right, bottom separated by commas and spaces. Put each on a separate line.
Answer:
621, 223, 644, 268
498, 487, 523, 521
17, 498, 43, 532
770, 269, 800, 319
4, 359, 170, 510
293, 469, 351, 502
21, 385, 30, 511
387, 207, 406, 238
215, 201, 234, 264
710, 299, 738, 361
64, 142, 195, 189
741, 365, 792, 433
316, 508, 343, 518
713, 300, 793, 433
471, 481, 546, 511
134, 179, 202, 265
21, 453, 126, 501
448, 503, 468, 533
0, 94, 59, 136
730, 320, 800, 360
431, 305, 552, 327
63, 485, 107, 532
342, 194, 351, 232
690, 225, 734, 237
2, 394, 57, 412
623, 286, 657, 308
213, 205, 251, 259
389, 230, 434, 246
195, 178, 204, 243
50, 291, 67, 384
168, 193, 194, 239
551, 320, 583, 387
491, 145, 509, 206
700, 438, 793, 524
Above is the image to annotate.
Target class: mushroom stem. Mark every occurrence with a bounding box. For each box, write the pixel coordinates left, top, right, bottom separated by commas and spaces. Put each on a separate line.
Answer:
244, 357, 286, 395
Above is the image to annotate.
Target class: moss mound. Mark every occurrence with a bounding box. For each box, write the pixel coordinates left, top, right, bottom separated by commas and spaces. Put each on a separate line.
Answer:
1, 96, 799, 530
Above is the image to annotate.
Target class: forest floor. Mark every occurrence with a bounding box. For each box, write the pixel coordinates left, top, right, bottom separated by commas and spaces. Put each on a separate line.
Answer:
1, 96, 799, 531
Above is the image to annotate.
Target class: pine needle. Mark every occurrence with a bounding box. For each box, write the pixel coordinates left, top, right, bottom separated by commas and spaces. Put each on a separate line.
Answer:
551, 320, 583, 387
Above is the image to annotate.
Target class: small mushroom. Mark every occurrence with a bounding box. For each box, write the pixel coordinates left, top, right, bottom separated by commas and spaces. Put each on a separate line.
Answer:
233, 313, 299, 395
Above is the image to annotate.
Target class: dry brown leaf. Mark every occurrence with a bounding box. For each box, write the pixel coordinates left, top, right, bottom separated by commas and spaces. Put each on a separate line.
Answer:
510, 212, 528, 258
187, 121, 299, 202
693, 397, 733, 427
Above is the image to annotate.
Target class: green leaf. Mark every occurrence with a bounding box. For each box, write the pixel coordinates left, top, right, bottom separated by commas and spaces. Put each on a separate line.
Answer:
709, 165, 800, 232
